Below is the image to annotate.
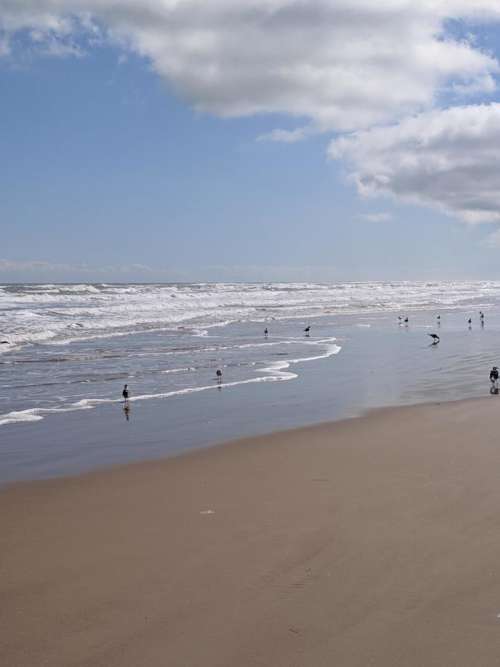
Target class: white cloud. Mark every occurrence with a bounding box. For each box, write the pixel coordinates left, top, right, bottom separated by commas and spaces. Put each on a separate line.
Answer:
0, 259, 77, 273
358, 212, 393, 223
330, 103, 500, 224
0, 259, 342, 282
257, 125, 317, 144
0, 1, 499, 133
3, 1, 500, 227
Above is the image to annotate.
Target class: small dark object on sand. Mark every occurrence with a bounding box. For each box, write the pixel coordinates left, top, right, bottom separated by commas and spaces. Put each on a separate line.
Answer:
428, 333, 440, 345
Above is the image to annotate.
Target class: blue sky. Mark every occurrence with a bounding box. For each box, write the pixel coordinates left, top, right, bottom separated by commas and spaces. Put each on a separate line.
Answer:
2, 2, 500, 282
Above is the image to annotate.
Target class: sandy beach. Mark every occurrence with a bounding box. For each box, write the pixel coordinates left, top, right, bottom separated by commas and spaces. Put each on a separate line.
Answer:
5, 0, 500, 663
3, 397, 500, 666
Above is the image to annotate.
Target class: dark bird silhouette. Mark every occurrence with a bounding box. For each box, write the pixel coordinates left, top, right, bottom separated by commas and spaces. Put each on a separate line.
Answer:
404, 317, 409, 325
304, 326, 311, 335
428, 333, 440, 345
264, 328, 268, 337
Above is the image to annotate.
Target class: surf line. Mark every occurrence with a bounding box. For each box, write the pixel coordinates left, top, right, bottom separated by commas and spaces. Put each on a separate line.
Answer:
0, 337, 341, 426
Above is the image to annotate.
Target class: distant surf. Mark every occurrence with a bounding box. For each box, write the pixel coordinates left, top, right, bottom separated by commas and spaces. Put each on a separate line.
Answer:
1, 280, 498, 429
1, 281, 497, 355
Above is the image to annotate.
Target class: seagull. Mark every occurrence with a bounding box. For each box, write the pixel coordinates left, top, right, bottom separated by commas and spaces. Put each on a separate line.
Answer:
428, 333, 440, 345
304, 326, 311, 336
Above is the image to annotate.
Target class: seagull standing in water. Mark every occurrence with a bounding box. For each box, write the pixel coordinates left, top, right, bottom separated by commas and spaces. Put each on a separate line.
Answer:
304, 325, 311, 336
428, 333, 440, 345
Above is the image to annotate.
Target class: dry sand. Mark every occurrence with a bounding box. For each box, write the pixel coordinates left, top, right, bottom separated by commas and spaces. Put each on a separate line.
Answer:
3, 398, 500, 666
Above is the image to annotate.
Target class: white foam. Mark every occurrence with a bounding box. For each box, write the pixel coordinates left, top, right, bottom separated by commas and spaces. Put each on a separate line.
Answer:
0, 337, 341, 426
161, 367, 195, 374
3, 281, 500, 353
0, 410, 44, 425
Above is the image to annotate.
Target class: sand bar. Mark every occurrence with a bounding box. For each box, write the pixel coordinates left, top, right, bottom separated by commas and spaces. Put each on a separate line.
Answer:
3, 398, 500, 666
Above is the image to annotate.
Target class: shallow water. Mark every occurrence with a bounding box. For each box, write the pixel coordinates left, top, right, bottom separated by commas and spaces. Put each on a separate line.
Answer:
1, 282, 499, 483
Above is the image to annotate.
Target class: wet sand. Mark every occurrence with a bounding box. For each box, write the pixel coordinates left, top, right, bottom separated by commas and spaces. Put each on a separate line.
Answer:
3, 397, 500, 666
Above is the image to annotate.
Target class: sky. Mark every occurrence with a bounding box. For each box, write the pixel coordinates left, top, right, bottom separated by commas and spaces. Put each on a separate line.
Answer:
2, 1, 500, 283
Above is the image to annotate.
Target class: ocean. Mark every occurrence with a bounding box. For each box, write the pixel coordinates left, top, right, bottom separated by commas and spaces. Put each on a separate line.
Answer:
1, 281, 499, 482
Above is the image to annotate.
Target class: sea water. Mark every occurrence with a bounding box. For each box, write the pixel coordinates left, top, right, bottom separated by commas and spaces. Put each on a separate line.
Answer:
1, 281, 499, 482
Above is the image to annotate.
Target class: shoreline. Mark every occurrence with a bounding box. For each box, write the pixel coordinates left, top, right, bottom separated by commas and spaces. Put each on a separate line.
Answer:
0, 393, 489, 491
3, 396, 500, 665
3, 300, 498, 486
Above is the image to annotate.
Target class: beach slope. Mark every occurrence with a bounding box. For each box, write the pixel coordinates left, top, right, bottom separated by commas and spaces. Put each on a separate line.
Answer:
3, 399, 500, 666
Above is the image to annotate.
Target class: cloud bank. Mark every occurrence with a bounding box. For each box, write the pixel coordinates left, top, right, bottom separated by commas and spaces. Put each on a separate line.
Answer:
1, 1, 500, 223
1, 1, 500, 131
331, 103, 500, 224
0, 258, 157, 275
